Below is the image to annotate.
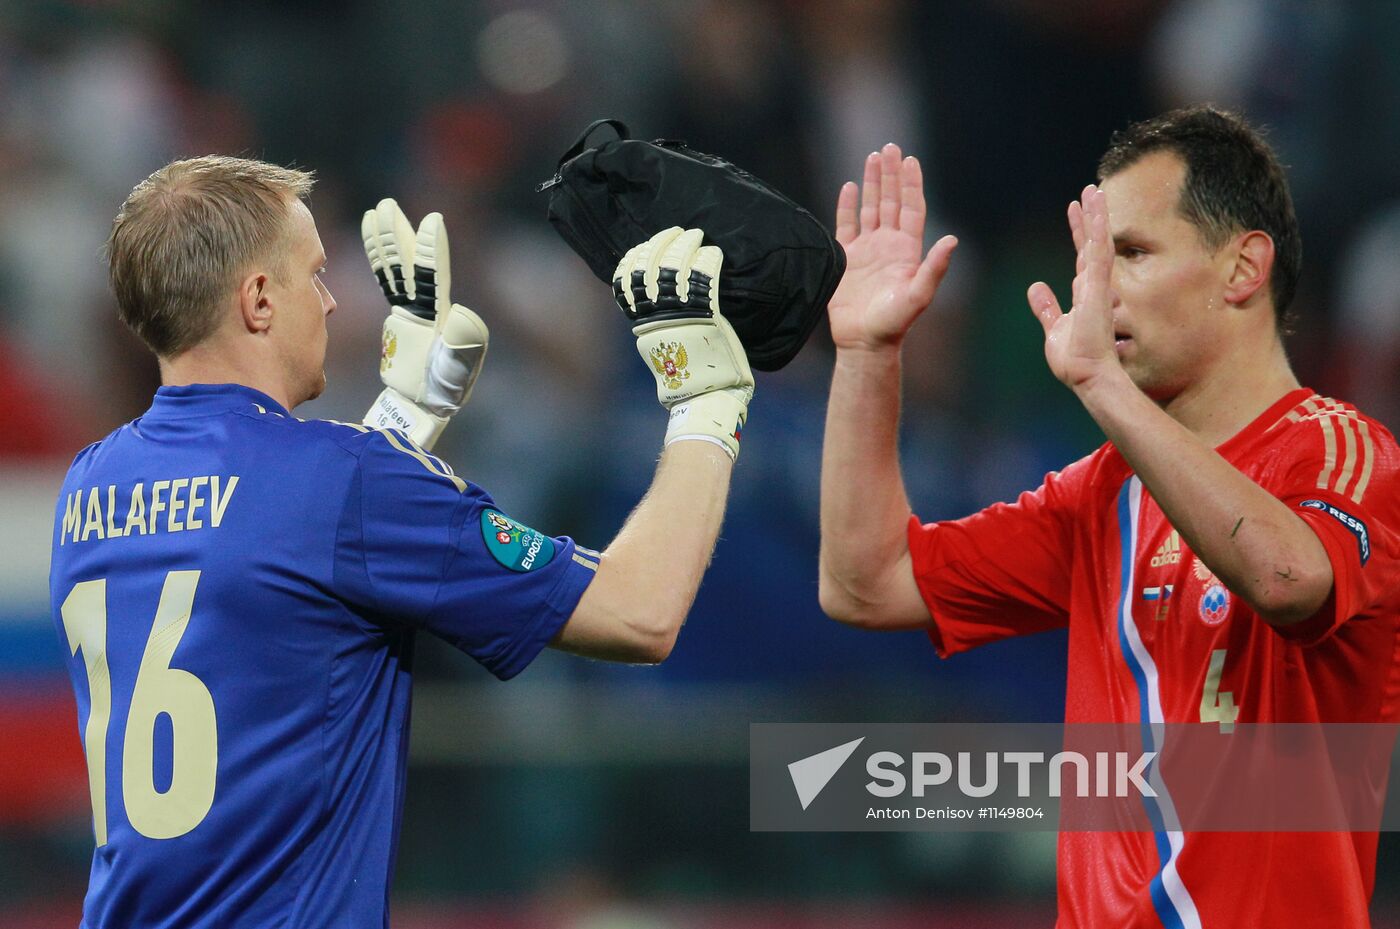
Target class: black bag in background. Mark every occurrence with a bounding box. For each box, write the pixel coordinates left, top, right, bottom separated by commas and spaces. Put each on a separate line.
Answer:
538, 119, 845, 372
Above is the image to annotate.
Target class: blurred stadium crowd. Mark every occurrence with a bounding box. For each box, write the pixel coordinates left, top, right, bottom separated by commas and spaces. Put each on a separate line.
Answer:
3, 0, 1400, 925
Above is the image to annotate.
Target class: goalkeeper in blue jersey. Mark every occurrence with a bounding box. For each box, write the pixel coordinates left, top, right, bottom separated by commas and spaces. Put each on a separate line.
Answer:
48, 156, 753, 928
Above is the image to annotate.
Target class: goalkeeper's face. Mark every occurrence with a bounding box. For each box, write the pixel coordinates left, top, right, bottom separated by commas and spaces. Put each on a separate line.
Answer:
272, 198, 337, 406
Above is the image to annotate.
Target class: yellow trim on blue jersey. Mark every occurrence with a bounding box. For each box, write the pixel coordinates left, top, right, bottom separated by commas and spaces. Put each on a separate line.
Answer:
322, 418, 371, 434
379, 429, 467, 492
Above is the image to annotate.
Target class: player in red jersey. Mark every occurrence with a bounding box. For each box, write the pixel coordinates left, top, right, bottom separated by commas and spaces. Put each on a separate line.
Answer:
818, 107, 1400, 927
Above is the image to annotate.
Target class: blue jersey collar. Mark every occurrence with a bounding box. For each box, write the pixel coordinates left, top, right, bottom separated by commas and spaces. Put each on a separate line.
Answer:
145, 383, 292, 420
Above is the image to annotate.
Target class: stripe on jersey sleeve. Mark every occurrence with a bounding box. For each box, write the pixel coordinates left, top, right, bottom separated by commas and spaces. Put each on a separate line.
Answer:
1294, 397, 1375, 504
378, 429, 467, 493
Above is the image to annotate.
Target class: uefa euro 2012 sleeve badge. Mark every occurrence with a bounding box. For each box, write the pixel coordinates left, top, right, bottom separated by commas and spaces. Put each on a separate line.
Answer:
481, 509, 556, 572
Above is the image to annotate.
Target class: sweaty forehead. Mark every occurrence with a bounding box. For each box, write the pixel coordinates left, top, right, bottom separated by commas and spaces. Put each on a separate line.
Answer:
1101, 151, 1188, 235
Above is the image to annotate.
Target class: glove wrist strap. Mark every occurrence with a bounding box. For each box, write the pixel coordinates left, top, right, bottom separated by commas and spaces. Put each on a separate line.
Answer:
365, 388, 450, 451
663, 389, 748, 461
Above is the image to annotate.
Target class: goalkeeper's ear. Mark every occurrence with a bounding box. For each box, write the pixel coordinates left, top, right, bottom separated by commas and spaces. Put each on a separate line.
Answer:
237, 270, 274, 335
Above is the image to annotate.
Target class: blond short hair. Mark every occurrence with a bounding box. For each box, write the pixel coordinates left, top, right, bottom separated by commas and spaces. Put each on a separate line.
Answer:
107, 155, 316, 357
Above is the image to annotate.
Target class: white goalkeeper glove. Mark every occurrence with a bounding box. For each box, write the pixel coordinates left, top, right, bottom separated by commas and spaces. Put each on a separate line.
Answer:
612, 227, 754, 461
361, 198, 488, 451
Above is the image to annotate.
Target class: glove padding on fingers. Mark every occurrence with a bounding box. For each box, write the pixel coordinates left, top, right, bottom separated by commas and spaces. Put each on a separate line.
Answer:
361, 198, 488, 450
613, 227, 753, 460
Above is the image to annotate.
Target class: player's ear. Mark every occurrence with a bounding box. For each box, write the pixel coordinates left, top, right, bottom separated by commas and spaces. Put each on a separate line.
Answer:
238, 271, 273, 334
1223, 230, 1274, 307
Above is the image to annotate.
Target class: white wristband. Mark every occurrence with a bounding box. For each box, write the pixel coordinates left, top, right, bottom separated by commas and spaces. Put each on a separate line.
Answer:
663, 389, 749, 461
364, 388, 450, 451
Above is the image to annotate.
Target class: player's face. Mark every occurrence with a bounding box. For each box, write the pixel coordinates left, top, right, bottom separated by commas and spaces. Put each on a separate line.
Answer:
272, 198, 336, 406
1100, 152, 1240, 401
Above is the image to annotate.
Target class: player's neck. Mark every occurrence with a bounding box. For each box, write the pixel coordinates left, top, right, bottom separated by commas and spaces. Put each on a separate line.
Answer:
159, 339, 295, 412
1160, 336, 1300, 448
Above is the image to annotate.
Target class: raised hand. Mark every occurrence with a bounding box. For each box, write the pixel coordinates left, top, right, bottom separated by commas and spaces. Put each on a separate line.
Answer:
361, 198, 489, 450
1027, 185, 1122, 391
828, 143, 958, 351
613, 227, 753, 461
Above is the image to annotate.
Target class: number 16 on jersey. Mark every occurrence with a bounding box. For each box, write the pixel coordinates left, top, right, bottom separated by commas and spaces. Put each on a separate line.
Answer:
60, 570, 218, 845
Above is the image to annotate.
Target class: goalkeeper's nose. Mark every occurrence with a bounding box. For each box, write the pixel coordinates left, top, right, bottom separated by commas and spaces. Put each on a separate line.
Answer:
317, 276, 337, 317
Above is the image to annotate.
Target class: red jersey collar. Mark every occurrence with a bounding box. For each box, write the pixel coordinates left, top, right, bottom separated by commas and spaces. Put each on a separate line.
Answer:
1214, 386, 1316, 459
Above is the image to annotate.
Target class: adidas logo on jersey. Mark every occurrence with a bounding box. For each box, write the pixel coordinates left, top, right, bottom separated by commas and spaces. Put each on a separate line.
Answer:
1150, 530, 1181, 567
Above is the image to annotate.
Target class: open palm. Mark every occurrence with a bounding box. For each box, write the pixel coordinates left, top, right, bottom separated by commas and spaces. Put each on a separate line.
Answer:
828, 143, 957, 350
1027, 185, 1121, 390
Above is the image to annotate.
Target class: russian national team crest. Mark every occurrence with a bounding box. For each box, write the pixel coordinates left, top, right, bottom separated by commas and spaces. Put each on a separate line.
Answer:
1192, 557, 1231, 626
381, 329, 397, 374
481, 509, 556, 572
649, 341, 691, 391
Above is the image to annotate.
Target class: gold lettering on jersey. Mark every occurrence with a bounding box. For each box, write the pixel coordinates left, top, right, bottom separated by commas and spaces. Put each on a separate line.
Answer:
61, 476, 241, 545
105, 485, 124, 538
1150, 529, 1181, 567
82, 488, 105, 542
148, 480, 169, 535
167, 478, 190, 532
125, 484, 147, 537
210, 476, 239, 528
186, 477, 208, 530
61, 491, 82, 546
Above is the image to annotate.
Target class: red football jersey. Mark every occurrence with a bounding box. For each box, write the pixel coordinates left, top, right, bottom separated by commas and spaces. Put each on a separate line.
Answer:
908, 388, 1400, 928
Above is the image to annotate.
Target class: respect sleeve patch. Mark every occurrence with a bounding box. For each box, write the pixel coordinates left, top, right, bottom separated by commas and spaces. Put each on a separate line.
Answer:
481, 509, 556, 572
1298, 499, 1371, 565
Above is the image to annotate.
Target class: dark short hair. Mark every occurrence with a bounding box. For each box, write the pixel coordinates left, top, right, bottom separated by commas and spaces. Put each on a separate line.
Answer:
1097, 106, 1301, 326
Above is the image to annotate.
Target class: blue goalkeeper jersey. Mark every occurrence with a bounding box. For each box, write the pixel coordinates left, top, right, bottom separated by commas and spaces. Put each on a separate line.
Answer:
48, 383, 598, 929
